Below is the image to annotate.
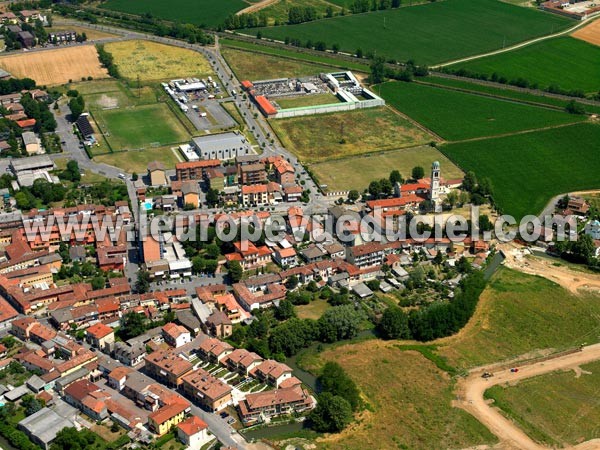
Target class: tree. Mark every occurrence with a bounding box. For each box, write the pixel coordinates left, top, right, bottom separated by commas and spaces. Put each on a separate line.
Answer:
91, 276, 105, 290
228, 260, 243, 283
309, 393, 353, 432
119, 312, 147, 340
356, 48, 363, 58
318, 361, 361, 410
131, 172, 138, 181
135, 270, 151, 293
275, 299, 296, 320
368, 180, 381, 197
206, 188, 219, 207
347, 190, 359, 202
318, 305, 365, 342
62, 160, 81, 183
50, 427, 96, 450
369, 56, 386, 84
462, 171, 477, 192
21, 394, 43, 417
565, 100, 585, 115
389, 169, 403, 185
379, 307, 410, 339
285, 274, 299, 290
1, 335, 16, 349
411, 166, 425, 180
68, 95, 85, 120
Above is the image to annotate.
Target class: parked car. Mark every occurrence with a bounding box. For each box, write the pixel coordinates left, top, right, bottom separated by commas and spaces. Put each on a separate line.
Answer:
220, 412, 229, 419
510, 368, 519, 373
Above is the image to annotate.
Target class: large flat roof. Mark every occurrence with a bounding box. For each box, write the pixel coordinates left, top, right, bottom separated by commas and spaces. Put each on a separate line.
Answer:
191, 132, 248, 152
19, 407, 74, 445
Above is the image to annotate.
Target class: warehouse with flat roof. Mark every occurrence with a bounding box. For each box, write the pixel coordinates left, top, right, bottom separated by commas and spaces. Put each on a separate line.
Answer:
190, 132, 251, 161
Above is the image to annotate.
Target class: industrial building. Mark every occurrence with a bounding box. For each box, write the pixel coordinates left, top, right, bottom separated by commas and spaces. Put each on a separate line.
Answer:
189, 132, 252, 161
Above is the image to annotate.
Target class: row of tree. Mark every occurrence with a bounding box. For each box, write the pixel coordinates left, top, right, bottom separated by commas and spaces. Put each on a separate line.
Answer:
96, 44, 120, 78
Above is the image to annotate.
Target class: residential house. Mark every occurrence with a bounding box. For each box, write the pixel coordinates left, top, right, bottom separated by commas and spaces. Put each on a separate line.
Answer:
85, 323, 114, 352
181, 368, 232, 412
181, 181, 200, 208
250, 360, 292, 387
148, 400, 190, 436
238, 386, 314, 425
197, 338, 233, 363
273, 247, 297, 268
162, 323, 192, 348
222, 349, 263, 376
148, 161, 168, 187
177, 416, 212, 448
144, 350, 193, 388
205, 311, 232, 338
241, 184, 269, 207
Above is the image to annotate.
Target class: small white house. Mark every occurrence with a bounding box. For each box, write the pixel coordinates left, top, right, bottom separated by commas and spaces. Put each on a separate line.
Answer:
177, 416, 212, 449
585, 220, 600, 240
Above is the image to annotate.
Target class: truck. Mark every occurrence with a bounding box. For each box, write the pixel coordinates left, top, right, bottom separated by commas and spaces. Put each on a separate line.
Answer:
200, 112, 207, 118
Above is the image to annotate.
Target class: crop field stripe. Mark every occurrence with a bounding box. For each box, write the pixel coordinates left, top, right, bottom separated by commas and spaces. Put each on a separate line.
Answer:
440, 122, 600, 220
448, 37, 600, 94
378, 81, 586, 141
251, 0, 571, 65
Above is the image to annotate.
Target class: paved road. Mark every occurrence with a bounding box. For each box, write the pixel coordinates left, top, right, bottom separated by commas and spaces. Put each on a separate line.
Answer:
456, 343, 600, 450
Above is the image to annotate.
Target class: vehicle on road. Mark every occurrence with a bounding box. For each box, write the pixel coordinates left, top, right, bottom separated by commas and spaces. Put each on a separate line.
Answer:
227, 417, 236, 425
220, 412, 229, 419
510, 368, 519, 373
481, 372, 493, 378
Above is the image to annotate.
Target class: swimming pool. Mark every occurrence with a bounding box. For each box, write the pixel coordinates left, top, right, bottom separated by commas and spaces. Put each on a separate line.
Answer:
141, 200, 153, 211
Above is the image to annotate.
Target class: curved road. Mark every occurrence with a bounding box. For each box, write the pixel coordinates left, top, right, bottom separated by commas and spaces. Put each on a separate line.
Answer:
456, 343, 600, 450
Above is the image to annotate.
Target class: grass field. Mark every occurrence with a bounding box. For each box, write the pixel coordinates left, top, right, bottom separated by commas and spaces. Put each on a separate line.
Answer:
100, 0, 246, 27
75, 79, 157, 110
253, 0, 571, 65
0, 45, 108, 85
310, 145, 463, 191
486, 361, 600, 447
257, 0, 341, 25
220, 38, 370, 72
221, 47, 336, 81
302, 340, 497, 449
104, 40, 214, 81
296, 298, 331, 320
270, 106, 433, 162
94, 103, 190, 150
484, 360, 600, 446
275, 93, 340, 109
450, 37, 600, 94
378, 81, 586, 141
437, 268, 600, 370
441, 122, 600, 219
95, 146, 180, 173
421, 76, 600, 115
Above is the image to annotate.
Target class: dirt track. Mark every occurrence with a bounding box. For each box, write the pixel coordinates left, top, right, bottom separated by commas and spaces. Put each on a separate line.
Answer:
456, 343, 600, 450
236, 0, 279, 16
499, 242, 600, 295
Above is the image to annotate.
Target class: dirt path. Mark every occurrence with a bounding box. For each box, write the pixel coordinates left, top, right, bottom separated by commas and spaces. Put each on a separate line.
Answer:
498, 242, 600, 295
456, 343, 600, 450
237, 0, 279, 15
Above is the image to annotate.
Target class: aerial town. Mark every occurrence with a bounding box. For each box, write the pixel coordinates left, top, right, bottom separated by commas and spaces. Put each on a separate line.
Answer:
0, 0, 597, 449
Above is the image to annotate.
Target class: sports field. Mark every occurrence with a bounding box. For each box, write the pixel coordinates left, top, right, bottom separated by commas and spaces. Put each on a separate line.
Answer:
484, 360, 600, 446
252, 0, 571, 65
270, 106, 434, 162
0, 45, 108, 86
378, 81, 586, 141
303, 340, 497, 449
275, 93, 340, 109
441, 123, 600, 219
104, 40, 214, 81
422, 76, 600, 114
94, 103, 190, 150
310, 145, 462, 191
101, 0, 246, 27
73, 79, 157, 110
221, 47, 336, 81
437, 268, 600, 369
450, 37, 600, 94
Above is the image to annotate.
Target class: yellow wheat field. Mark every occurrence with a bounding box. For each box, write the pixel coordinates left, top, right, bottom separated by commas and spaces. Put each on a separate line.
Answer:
0, 45, 109, 86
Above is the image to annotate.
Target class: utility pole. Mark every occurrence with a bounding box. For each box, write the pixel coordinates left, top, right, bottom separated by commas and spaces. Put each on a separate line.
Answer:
137, 74, 141, 98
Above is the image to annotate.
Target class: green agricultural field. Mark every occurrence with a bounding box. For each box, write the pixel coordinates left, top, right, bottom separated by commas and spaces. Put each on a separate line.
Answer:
437, 268, 600, 369
258, 0, 341, 25
441, 122, 600, 219
378, 81, 586, 141
275, 93, 340, 109
484, 360, 600, 446
100, 0, 246, 28
270, 106, 434, 162
450, 37, 600, 94
310, 145, 462, 191
220, 38, 370, 72
93, 103, 190, 150
421, 76, 600, 114
252, 0, 571, 65
221, 47, 337, 81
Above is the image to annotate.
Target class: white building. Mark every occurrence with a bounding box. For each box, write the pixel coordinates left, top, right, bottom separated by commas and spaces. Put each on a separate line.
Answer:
190, 132, 251, 161
177, 416, 212, 449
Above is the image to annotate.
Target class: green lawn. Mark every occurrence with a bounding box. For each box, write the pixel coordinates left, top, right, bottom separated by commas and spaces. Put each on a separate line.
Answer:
252, 0, 571, 65
449, 37, 600, 94
276, 93, 340, 109
421, 76, 600, 115
438, 268, 600, 369
378, 81, 586, 141
100, 0, 246, 28
95, 145, 181, 173
441, 122, 600, 219
296, 298, 332, 320
270, 106, 433, 162
484, 360, 600, 446
220, 38, 370, 72
310, 144, 462, 192
94, 103, 190, 150
221, 47, 337, 81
